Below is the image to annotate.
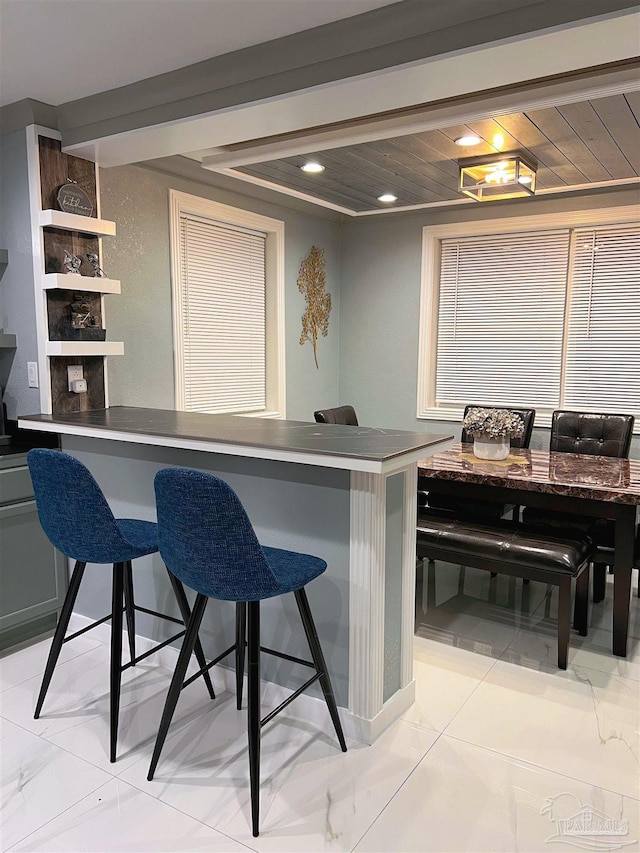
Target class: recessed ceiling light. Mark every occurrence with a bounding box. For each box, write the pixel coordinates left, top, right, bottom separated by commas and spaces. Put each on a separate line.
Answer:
454, 135, 481, 147
301, 162, 325, 173
378, 193, 398, 203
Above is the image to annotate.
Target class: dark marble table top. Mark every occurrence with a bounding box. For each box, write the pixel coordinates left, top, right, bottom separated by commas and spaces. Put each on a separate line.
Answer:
418, 443, 640, 505
19, 407, 453, 471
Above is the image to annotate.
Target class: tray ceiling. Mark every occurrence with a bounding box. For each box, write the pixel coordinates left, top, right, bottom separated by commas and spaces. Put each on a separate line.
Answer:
226, 89, 640, 214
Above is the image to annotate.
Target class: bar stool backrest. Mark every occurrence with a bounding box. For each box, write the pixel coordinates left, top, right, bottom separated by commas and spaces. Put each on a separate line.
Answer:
27, 448, 128, 563
154, 467, 281, 602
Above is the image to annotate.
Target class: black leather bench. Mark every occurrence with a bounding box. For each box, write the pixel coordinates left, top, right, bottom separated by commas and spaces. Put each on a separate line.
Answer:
416, 515, 594, 669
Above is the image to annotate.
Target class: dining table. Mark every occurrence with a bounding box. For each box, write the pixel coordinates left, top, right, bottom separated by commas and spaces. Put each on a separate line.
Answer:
417, 443, 640, 657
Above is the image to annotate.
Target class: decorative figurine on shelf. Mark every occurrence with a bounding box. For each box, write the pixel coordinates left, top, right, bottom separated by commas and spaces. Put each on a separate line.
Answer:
86, 252, 106, 278
70, 295, 98, 329
63, 251, 82, 275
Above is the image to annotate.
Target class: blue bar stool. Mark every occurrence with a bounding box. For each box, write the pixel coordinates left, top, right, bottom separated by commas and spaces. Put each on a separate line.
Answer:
147, 467, 347, 837
27, 448, 215, 762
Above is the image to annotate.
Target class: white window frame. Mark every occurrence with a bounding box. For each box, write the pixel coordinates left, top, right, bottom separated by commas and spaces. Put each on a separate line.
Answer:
417, 204, 640, 429
169, 190, 286, 418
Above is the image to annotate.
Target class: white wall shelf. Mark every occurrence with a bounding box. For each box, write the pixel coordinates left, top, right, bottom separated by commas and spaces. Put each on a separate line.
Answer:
39, 209, 116, 237
0, 331, 17, 349
46, 341, 124, 357
42, 273, 121, 294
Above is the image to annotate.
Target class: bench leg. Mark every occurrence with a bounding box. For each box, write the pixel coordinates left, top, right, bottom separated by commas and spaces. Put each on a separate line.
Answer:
573, 567, 589, 637
557, 579, 571, 670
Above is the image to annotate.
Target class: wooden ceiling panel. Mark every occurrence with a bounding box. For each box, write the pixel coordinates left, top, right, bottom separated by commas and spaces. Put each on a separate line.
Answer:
420, 126, 486, 159
524, 107, 612, 182
591, 94, 640, 173
557, 100, 636, 179
382, 130, 458, 179
364, 139, 457, 194
316, 148, 434, 205
492, 113, 580, 185
239, 160, 376, 210
625, 91, 640, 125
230, 88, 640, 213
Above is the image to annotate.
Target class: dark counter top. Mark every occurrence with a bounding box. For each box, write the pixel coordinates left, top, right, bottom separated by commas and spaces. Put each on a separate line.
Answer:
19, 407, 454, 473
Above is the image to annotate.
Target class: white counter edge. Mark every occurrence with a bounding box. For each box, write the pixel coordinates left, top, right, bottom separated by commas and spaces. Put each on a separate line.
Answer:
18, 418, 453, 474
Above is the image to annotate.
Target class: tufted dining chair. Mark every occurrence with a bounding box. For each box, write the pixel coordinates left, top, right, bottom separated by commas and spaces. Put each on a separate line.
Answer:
522, 410, 635, 600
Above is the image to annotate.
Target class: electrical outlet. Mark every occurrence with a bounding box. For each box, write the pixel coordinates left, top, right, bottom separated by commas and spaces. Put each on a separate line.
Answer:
67, 365, 84, 392
27, 362, 39, 388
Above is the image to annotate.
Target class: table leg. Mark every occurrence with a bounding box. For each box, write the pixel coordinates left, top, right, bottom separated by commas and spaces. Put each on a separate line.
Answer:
612, 507, 635, 657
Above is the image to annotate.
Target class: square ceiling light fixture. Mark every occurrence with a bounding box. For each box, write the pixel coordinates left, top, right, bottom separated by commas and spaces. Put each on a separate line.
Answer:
458, 151, 537, 201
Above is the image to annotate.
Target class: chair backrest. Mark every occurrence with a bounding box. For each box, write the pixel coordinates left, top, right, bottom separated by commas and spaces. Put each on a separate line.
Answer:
550, 410, 634, 457
154, 467, 281, 601
27, 448, 130, 563
313, 405, 359, 425
461, 405, 536, 448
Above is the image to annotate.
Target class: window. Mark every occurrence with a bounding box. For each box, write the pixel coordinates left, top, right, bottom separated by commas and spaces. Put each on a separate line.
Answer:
417, 208, 640, 428
170, 191, 285, 417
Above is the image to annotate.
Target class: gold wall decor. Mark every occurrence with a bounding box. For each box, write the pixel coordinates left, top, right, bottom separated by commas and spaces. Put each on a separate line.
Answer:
298, 245, 331, 369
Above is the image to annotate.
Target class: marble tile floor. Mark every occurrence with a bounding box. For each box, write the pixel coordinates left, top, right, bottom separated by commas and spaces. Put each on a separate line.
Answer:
1, 566, 638, 853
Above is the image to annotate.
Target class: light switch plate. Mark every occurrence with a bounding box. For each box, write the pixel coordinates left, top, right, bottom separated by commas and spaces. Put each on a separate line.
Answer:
27, 362, 39, 388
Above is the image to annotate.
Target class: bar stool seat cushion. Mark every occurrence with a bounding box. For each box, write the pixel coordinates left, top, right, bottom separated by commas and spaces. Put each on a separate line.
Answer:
116, 519, 160, 557
259, 547, 326, 599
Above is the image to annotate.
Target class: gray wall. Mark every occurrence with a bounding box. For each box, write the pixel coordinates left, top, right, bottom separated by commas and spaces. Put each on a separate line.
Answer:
339, 187, 640, 458
0, 129, 40, 420
63, 435, 351, 706
99, 163, 342, 421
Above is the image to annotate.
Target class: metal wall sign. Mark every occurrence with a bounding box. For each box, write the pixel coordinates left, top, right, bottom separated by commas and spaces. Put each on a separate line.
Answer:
57, 183, 93, 217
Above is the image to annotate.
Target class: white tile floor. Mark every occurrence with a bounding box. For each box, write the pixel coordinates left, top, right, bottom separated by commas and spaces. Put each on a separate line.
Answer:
1, 566, 639, 852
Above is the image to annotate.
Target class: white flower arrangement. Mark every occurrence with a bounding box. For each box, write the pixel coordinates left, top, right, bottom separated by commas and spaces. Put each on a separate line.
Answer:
462, 407, 525, 439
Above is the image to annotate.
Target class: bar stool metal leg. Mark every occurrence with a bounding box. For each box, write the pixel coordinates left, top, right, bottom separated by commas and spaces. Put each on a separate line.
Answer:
110, 562, 125, 762
123, 560, 136, 664
294, 588, 347, 752
247, 600, 261, 837
148, 593, 209, 781
236, 602, 246, 710
34, 560, 87, 719
166, 572, 216, 700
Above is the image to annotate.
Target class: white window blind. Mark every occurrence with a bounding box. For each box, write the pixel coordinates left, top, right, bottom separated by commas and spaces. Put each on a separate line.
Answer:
435, 230, 570, 408
178, 214, 266, 414
563, 223, 640, 413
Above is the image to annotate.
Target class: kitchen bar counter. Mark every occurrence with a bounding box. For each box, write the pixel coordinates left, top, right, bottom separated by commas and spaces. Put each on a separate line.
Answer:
20, 407, 453, 742
19, 407, 449, 472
